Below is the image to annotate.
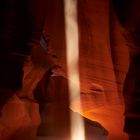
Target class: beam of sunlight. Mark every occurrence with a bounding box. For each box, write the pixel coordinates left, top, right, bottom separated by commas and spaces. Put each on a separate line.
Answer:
64, 0, 85, 140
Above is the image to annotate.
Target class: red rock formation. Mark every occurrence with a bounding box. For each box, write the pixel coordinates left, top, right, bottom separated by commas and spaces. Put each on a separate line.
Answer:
0, 95, 40, 140
0, 0, 140, 140
43, 0, 129, 139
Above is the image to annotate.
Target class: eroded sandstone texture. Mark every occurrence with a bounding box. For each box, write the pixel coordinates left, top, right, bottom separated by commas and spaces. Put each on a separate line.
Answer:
0, 0, 140, 140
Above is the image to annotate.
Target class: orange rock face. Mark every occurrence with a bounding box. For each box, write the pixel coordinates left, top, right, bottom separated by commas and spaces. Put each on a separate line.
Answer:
1, 0, 140, 139
43, 0, 129, 139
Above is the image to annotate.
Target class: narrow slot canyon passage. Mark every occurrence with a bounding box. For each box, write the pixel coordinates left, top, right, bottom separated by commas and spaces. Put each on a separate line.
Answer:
0, 0, 140, 140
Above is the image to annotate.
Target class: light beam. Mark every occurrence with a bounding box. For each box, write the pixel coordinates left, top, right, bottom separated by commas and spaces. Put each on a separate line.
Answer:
64, 0, 85, 140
